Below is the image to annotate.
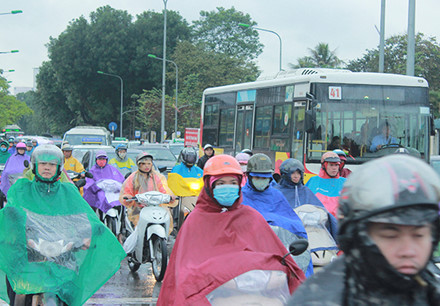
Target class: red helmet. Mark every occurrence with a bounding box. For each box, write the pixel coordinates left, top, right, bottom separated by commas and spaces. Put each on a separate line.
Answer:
203, 154, 243, 178
321, 151, 340, 164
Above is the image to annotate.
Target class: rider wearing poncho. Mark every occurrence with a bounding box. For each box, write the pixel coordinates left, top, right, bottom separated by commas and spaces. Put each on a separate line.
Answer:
274, 158, 338, 239
84, 150, 125, 214
0, 145, 126, 306
0, 142, 30, 197
0, 140, 11, 164
108, 144, 135, 177
241, 154, 313, 277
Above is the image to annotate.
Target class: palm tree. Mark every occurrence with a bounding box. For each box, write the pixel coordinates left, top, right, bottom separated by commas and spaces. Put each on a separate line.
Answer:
290, 43, 343, 69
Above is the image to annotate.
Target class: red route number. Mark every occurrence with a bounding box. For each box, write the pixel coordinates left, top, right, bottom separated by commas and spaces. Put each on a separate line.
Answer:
329, 86, 342, 100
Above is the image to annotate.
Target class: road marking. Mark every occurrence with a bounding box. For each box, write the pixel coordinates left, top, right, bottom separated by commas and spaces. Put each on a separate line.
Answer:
86, 297, 158, 304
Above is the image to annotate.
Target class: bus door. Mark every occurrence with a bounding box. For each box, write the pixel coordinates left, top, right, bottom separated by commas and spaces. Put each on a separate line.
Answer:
235, 104, 254, 153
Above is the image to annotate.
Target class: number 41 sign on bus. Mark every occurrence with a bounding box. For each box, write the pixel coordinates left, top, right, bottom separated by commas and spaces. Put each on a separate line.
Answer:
329, 86, 342, 100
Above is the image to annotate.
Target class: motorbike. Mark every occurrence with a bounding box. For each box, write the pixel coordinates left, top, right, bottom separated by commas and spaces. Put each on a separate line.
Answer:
93, 178, 128, 240
66, 170, 93, 189
123, 191, 174, 282
206, 239, 309, 305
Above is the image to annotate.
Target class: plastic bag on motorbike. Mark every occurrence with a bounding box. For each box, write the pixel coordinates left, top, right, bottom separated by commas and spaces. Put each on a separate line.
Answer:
135, 191, 171, 206
294, 204, 338, 266
206, 270, 290, 305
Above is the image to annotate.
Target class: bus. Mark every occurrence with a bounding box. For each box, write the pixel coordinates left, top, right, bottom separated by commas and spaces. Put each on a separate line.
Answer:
200, 68, 432, 177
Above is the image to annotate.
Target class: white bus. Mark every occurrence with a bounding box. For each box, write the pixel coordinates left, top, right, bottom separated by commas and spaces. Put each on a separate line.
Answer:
201, 68, 432, 178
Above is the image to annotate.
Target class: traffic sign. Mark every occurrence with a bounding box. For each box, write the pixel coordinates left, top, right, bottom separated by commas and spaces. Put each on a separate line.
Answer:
134, 130, 141, 139
108, 122, 118, 132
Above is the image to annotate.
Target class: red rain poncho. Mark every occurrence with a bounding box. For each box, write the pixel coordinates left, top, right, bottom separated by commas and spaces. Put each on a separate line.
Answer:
157, 179, 305, 305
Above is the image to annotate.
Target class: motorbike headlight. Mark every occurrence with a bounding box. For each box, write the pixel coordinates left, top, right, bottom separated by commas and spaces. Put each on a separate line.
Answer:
189, 182, 201, 192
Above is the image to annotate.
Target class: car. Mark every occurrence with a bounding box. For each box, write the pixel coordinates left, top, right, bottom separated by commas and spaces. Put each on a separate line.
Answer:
166, 143, 186, 159
138, 144, 177, 173
430, 155, 440, 177
63, 126, 112, 146
17, 135, 54, 145
112, 137, 128, 148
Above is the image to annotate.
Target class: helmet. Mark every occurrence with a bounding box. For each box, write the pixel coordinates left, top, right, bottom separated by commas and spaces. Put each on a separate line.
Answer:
203, 154, 243, 178
16, 142, 26, 149
241, 149, 253, 156
115, 144, 128, 152
321, 151, 340, 164
8, 136, 14, 143
95, 150, 108, 159
25, 140, 33, 147
136, 152, 153, 165
31, 144, 64, 183
61, 144, 73, 151
394, 147, 410, 155
338, 155, 440, 250
246, 153, 273, 174
235, 152, 250, 165
181, 147, 197, 166
333, 149, 347, 161
279, 159, 304, 176
204, 144, 214, 150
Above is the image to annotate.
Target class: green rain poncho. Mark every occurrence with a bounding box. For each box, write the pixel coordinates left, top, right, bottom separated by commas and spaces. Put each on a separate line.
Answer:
0, 141, 11, 164
0, 178, 126, 305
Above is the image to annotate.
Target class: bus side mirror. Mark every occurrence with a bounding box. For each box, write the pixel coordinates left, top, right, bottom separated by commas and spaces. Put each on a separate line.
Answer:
430, 115, 436, 136
305, 110, 316, 133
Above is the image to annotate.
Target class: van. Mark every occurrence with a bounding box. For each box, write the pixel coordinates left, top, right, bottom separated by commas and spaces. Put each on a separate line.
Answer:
63, 126, 112, 146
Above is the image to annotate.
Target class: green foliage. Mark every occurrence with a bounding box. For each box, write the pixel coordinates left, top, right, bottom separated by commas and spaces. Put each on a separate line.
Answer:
0, 77, 32, 129
192, 7, 263, 61
290, 43, 343, 68
347, 33, 440, 117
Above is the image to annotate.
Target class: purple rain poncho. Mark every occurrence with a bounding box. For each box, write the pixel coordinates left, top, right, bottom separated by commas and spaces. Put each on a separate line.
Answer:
0, 152, 30, 197
83, 163, 125, 213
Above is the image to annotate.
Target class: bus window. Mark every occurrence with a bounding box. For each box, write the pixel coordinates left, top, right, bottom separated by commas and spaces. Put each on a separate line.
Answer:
254, 106, 272, 148
273, 104, 291, 135
204, 104, 219, 127
219, 108, 235, 147
292, 103, 306, 162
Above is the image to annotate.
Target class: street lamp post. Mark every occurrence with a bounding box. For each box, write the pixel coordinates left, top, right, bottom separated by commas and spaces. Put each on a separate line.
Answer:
148, 54, 179, 136
161, 0, 169, 143
0, 50, 19, 54
97, 71, 124, 137
239, 23, 282, 71
0, 10, 23, 16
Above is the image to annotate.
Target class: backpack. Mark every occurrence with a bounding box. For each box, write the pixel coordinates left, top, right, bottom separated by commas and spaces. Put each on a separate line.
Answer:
294, 204, 338, 267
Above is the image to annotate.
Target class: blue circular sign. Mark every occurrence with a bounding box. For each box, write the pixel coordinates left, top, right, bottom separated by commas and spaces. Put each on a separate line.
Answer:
108, 122, 118, 131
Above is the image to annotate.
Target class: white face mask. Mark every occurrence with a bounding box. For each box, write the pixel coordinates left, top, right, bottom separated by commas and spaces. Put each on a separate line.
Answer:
118, 152, 127, 159
240, 165, 247, 172
252, 178, 271, 191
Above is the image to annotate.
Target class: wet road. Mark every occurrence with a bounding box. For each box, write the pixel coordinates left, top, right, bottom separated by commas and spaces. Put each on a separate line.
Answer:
86, 235, 176, 305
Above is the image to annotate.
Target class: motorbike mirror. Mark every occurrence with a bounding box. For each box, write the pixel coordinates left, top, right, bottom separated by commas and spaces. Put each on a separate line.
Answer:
85, 171, 93, 179
289, 239, 309, 256
24, 160, 29, 168
74, 178, 86, 188
158, 166, 167, 173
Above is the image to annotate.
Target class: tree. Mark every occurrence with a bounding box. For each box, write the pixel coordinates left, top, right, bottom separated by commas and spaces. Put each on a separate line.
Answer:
290, 43, 343, 69
0, 77, 32, 129
40, 6, 191, 134
192, 7, 263, 61
347, 33, 440, 116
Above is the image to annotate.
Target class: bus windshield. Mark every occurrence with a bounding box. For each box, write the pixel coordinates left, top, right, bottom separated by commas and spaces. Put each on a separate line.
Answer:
307, 84, 430, 163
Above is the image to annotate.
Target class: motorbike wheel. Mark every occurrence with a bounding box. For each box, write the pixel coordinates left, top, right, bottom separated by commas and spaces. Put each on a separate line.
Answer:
128, 256, 141, 273
104, 216, 117, 236
152, 236, 167, 282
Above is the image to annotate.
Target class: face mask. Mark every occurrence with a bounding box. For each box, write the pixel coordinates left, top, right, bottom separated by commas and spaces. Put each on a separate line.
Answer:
118, 152, 127, 159
97, 159, 107, 168
0, 147, 6, 152
240, 165, 247, 172
252, 178, 271, 191
213, 184, 239, 207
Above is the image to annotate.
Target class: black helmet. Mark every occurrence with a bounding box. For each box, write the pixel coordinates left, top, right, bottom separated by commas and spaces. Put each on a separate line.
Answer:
279, 158, 304, 176
246, 153, 273, 174
136, 152, 153, 166
181, 147, 197, 166
338, 155, 440, 251
31, 144, 64, 183
241, 149, 253, 157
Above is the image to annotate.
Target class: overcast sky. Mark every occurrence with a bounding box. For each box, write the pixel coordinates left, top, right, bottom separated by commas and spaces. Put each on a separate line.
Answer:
2, 0, 440, 92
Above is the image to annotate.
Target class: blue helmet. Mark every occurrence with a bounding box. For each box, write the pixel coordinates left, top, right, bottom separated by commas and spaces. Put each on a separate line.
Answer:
115, 144, 128, 152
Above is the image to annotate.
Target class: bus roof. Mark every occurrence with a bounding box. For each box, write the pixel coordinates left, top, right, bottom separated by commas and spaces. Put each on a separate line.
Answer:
203, 69, 428, 96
